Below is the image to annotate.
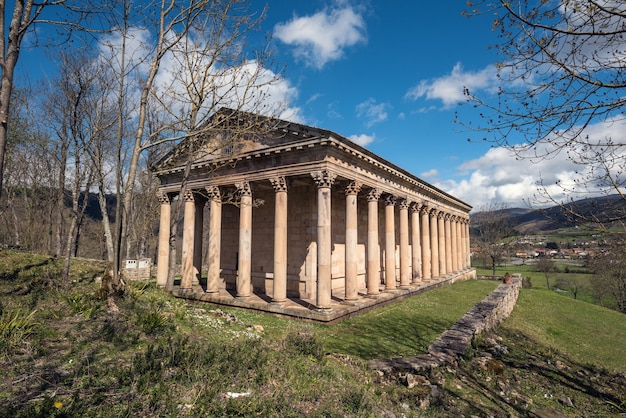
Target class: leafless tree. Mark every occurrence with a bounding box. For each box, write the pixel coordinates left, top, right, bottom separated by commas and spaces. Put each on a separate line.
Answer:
463, 1, 626, 228
536, 256, 557, 290
0, 1, 99, 200
98, 0, 284, 290
587, 237, 626, 312
471, 203, 515, 276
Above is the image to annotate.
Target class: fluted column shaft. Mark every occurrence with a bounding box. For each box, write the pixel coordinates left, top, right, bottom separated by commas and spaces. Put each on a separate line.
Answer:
366, 189, 381, 296
156, 192, 171, 287
206, 186, 222, 293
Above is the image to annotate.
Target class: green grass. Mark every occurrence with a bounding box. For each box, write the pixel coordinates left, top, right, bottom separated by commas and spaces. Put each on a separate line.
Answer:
504, 286, 626, 373
0, 249, 624, 417
319, 280, 499, 359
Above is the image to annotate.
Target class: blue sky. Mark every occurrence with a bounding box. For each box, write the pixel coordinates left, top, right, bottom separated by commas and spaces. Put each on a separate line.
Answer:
251, 1, 517, 209
15, 0, 596, 210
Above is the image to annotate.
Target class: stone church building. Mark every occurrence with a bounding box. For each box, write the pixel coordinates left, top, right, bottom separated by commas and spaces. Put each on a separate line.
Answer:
152, 109, 475, 321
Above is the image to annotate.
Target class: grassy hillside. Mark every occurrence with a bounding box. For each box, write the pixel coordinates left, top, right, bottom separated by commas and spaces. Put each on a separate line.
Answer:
0, 250, 624, 417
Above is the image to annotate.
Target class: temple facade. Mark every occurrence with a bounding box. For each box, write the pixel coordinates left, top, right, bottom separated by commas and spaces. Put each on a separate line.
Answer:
152, 109, 475, 321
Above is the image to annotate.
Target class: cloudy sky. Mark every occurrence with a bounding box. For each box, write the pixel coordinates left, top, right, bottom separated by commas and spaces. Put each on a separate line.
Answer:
18, 0, 621, 211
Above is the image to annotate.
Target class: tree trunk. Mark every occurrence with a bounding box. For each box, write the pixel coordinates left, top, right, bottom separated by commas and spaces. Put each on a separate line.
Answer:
97, 182, 114, 262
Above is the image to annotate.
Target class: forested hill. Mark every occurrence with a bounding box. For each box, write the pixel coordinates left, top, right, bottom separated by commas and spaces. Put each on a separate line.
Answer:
472, 195, 626, 234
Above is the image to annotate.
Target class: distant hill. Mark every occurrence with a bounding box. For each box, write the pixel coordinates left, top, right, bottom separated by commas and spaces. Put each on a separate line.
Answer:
472, 195, 626, 234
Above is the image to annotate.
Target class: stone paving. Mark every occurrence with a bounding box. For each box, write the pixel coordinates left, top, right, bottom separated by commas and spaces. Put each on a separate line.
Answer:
173, 268, 476, 323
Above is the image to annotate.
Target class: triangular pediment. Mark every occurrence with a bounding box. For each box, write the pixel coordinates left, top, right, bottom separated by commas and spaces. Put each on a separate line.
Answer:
152, 108, 333, 171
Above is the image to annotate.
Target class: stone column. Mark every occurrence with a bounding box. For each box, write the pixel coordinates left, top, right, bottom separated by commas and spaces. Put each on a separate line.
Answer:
430, 208, 439, 278
181, 190, 196, 289
193, 195, 206, 286
399, 199, 411, 288
457, 217, 463, 270
206, 186, 222, 294
384, 194, 397, 290
444, 213, 452, 275
421, 205, 431, 280
451, 216, 459, 272
236, 181, 252, 298
156, 192, 171, 288
311, 170, 336, 309
438, 211, 446, 277
344, 181, 361, 301
410, 203, 422, 283
270, 176, 288, 303
466, 219, 471, 268
458, 218, 464, 269
366, 188, 381, 296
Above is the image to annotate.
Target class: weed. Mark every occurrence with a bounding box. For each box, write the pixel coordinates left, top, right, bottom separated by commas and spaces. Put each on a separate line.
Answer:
285, 329, 325, 360
65, 292, 101, 319
0, 308, 37, 355
135, 309, 172, 335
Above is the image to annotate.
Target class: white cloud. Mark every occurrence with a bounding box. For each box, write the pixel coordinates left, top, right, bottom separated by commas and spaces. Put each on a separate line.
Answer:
420, 168, 439, 179
355, 98, 388, 127
437, 118, 626, 209
348, 133, 375, 147
274, 4, 366, 69
405, 63, 496, 108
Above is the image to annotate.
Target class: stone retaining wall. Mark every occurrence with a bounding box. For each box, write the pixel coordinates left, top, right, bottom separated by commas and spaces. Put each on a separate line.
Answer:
369, 274, 522, 373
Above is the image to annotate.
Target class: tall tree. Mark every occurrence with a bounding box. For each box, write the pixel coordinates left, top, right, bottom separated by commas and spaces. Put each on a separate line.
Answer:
464, 1, 626, 227
471, 203, 514, 276
99, 0, 283, 288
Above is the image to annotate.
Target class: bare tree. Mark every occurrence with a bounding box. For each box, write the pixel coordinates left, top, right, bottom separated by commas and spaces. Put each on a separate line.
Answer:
587, 237, 626, 313
536, 256, 557, 290
98, 0, 284, 289
471, 203, 515, 276
463, 1, 626, 227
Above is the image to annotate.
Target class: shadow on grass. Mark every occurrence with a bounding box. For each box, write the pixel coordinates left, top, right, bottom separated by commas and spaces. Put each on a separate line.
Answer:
443, 327, 625, 417
0, 256, 57, 282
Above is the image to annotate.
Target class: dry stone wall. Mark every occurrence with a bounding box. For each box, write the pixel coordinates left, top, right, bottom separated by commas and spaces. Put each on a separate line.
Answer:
369, 274, 522, 372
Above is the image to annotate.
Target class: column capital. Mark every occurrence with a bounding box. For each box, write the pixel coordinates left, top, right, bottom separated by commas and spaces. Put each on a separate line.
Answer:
399, 199, 410, 210
345, 180, 362, 196
182, 190, 195, 202
311, 170, 336, 188
366, 187, 382, 202
420, 203, 431, 214
235, 181, 252, 197
157, 191, 171, 204
410, 202, 422, 212
384, 194, 396, 206
206, 185, 221, 201
269, 176, 288, 192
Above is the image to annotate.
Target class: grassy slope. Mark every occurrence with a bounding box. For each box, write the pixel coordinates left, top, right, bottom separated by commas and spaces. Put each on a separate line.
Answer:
0, 251, 624, 417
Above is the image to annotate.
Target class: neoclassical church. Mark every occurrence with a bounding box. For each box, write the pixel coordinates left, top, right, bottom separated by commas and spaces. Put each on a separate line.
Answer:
152, 109, 475, 322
